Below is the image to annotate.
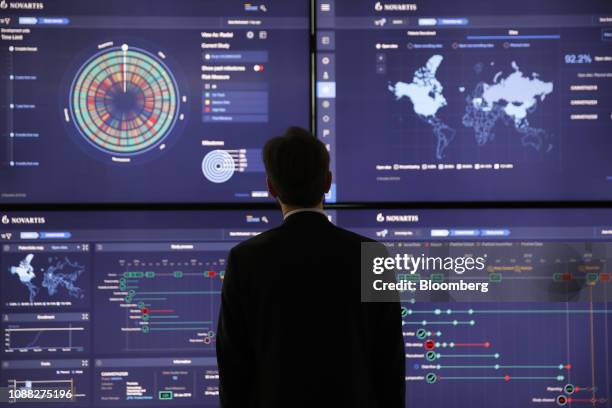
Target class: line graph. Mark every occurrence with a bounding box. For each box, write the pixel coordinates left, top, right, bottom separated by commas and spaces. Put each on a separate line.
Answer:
2, 312, 90, 354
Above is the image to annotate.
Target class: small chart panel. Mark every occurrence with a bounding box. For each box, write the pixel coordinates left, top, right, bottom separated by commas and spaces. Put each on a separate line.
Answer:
1, 358, 90, 407
94, 242, 227, 354
2, 312, 90, 355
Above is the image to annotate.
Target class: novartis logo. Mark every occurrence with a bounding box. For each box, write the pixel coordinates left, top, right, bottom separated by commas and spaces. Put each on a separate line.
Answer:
1, 215, 46, 224
376, 213, 419, 223
0, 1, 44, 9
374, 2, 418, 11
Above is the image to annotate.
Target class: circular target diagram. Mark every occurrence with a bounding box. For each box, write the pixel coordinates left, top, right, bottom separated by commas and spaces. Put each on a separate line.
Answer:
202, 150, 235, 183
69, 44, 180, 156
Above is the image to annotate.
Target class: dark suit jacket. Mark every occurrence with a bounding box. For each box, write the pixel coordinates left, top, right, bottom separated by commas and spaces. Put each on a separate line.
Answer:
216, 211, 405, 408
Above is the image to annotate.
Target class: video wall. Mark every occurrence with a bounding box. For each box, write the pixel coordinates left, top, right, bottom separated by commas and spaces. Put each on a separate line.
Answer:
1, 0, 612, 407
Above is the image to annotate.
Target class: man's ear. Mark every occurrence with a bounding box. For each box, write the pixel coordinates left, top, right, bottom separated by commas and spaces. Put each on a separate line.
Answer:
324, 171, 333, 193
267, 177, 278, 199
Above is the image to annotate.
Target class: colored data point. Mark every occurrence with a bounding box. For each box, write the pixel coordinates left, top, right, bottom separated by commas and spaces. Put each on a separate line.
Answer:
142, 325, 150, 333
401, 307, 409, 317
138, 302, 145, 308
484, 342, 491, 348
426, 351, 437, 361
564, 364, 571, 370
426, 373, 437, 384
503, 375, 510, 382
141, 308, 149, 314
424, 340, 435, 350
564, 384, 575, 395
556, 395, 568, 406
416, 329, 427, 339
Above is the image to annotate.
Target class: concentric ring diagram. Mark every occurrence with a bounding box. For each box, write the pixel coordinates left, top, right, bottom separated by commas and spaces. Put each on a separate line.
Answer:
202, 150, 236, 183
69, 44, 180, 156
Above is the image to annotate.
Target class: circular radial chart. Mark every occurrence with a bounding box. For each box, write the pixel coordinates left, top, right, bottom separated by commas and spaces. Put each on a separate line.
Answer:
202, 150, 235, 183
69, 44, 179, 156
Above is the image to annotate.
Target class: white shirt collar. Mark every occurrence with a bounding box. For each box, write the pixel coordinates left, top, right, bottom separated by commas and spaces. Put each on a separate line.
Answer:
283, 208, 327, 220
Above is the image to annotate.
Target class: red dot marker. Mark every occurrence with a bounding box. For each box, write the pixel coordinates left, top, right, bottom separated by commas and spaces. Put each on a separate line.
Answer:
424, 340, 435, 350
503, 375, 510, 382
484, 341, 491, 348
565, 364, 571, 370
141, 308, 149, 314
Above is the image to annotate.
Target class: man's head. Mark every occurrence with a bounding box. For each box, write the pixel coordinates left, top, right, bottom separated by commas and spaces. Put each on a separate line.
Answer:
263, 127, 332, 208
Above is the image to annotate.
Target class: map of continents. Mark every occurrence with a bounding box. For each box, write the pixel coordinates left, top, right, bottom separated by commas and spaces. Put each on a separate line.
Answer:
388, 55, 456, 159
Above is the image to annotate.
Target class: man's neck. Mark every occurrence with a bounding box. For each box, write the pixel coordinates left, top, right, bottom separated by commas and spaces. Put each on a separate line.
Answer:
280, 202, 324, 218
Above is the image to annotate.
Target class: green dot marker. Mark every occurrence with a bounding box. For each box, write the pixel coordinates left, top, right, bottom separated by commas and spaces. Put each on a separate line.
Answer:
426, 351, 437, 361
416, 329, 427, 339
426, 373, 437, 384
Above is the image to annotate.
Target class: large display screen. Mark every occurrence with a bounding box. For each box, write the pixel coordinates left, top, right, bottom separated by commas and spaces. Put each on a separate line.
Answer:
316, 0, 612, 202
1, 208, 611, 407
0, 209, 281, 407
0, 0, 310, 204
336, 208, 612, 408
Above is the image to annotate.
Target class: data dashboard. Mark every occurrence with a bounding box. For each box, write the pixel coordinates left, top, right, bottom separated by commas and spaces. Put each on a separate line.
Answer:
0, 0, 310, 203
336, 208, 612, 408
0, 210, 281, 407
316, 0, 612, 202
0, 208, 610, 407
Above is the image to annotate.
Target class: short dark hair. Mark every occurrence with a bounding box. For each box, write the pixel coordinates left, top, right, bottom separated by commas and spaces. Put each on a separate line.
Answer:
263, 127, 330, 207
